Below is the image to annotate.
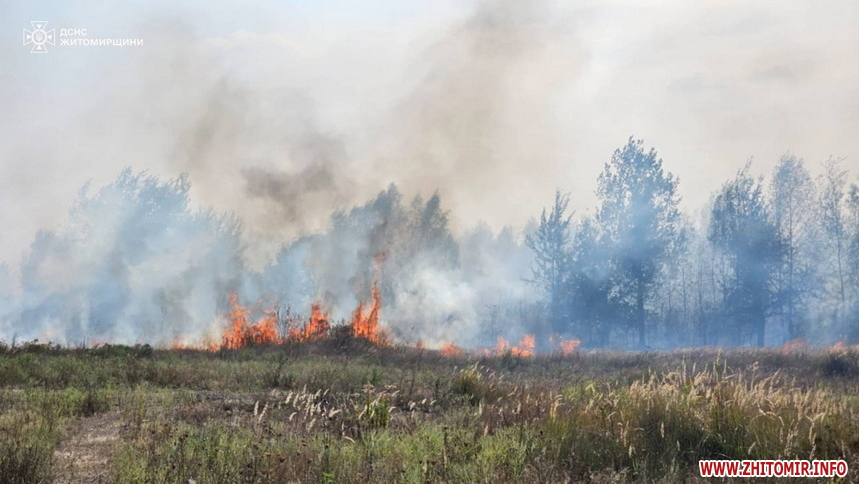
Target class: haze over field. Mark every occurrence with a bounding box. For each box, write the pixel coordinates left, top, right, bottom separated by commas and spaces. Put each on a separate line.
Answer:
2, 1, 858, 349
4, 0, 859, 262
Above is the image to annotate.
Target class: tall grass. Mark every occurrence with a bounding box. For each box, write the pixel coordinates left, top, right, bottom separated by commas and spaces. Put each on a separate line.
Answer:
1, 341, 857, 482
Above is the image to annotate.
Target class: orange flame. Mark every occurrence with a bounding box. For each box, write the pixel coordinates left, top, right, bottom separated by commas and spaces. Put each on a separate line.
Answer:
433, 334, 576, 358
558, 339, 581, 355
510, 334, 535, 357
549, 334, 581, 355
194, 282, 577, 356
308, 303, 329, 338
494, 337, 509, 355
351, 281, 384, 344
222, 293, 281, 349
288, 303, 329, 342
349, 251, 388, 344
439, 343, 465, 357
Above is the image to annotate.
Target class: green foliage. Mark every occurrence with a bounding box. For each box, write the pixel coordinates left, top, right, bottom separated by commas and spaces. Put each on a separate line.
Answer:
822, 351, 858, 377
0, 388, 112, 484
709, 163, 785, 346
361, 393, 391, 429
1, 345, 859, 482
0, 428, 55, 484
451, 365, 506, 405
526, 190, 573, 334
596, 137, 683, 347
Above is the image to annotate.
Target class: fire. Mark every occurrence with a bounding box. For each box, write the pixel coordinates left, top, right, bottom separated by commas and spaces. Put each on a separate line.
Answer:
494, 337, 509, 354
190, 285, 579, 356
351, 281, 384, 344
549, 334, 581, 355
289, 303, 329, 342
217, 286, 384, 350
350, 252, 388, 343
439, 343, 465, 357
558, 339, 581, 355
436, 334, 578, 358
510, 334, 535, 357
222, 293, 281, 349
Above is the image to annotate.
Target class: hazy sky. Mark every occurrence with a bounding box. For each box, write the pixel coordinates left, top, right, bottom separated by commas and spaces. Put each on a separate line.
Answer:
3, 0, 858, 267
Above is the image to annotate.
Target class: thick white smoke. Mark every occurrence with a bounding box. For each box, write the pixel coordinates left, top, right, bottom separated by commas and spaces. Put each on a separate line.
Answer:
3, 0, 858, 348
1, 170, 539, 348
6, 171, 244, 346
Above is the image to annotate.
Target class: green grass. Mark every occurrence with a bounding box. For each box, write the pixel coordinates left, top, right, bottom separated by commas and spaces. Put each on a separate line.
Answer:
1, 339, 858, 482
0, 387, 112, 483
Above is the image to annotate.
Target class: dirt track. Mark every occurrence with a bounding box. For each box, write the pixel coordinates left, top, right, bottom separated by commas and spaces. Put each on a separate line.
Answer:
52, 411, 122, 483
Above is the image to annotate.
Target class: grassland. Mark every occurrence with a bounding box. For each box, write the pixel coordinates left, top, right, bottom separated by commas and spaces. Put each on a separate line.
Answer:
1, 337, 858, 483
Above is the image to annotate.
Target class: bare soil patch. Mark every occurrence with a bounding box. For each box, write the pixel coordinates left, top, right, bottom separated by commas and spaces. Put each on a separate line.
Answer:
52, 410, 122, 483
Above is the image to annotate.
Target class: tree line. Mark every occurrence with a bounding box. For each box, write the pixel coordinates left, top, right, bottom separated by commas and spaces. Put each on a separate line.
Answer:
4, 141, 858, 350
527, 137, 859, 348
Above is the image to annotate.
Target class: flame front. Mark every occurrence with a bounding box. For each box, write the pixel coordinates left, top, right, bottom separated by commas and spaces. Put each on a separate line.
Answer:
289, 303, 329, 342
549, 334, 581, 356
222, 293, 281, 349
510, 334, 535, 357
351, 281, 384, 343
219, 287, 386, 350
194, 289, 580, 356
439, 343, 465, 357
558, 339, 581, 355
494, 337, 509, 354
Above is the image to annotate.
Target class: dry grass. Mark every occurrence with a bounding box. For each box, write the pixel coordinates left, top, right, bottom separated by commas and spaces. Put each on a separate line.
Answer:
0, 339, 858, 482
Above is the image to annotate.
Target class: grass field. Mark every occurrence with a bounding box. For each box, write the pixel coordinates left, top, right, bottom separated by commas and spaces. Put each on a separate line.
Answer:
1, 337, 858, 483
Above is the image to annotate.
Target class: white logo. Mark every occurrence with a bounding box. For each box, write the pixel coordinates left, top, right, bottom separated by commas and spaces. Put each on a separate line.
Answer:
23, 21, 55, 53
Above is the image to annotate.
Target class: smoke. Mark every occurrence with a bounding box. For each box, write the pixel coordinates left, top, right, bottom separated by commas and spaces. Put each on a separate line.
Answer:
0, 168, 538, 348
2, 1, 859, 347
369, 0, 582, 232
241, 160, 342, 227
253, 185, 539, 348
100, 0, 581, 266
6, 171, 244, 346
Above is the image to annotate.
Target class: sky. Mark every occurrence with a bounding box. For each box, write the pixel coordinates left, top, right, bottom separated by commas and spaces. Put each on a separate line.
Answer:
2, 0, 859, 268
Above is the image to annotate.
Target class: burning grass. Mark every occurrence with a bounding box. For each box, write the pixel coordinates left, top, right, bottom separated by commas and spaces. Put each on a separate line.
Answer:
201, 289, 576, 358
1, 341, 858, 482
350, 282, 386, 345
210, 287, 388, 353
222, 293, 281, 349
